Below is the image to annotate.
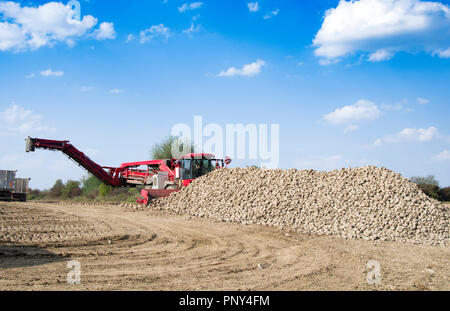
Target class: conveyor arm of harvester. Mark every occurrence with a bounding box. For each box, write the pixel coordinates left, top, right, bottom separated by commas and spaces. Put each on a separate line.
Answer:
25, 137, 124, 187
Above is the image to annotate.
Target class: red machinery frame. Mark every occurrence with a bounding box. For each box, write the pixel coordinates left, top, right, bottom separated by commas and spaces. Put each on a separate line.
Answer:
26, 137, 230, 205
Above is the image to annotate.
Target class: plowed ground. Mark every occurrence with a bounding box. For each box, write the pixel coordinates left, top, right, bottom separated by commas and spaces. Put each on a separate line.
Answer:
0, 202, 449, 290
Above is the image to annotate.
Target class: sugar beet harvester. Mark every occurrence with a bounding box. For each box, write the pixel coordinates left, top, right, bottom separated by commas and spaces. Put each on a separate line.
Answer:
25, 137, 231, 205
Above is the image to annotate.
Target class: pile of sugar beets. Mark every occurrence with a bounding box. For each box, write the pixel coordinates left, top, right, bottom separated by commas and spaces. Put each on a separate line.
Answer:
152, 166, 449, 246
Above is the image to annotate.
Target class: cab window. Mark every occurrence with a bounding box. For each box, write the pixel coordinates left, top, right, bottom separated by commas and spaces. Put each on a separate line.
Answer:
181, 159, 192, 179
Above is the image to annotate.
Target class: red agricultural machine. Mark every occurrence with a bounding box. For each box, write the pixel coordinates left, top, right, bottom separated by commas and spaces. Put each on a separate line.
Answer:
25, 137, 231, 205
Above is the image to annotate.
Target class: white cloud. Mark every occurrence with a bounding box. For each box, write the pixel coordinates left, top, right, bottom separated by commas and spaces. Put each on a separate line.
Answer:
264, 9, 279, 19
40, 69, 64, 77
248, 2, 260, 12
217, 59, 266, 77
0, 21, 25, 51
313, 0, 450, 63
109, 88, 123, 94
178, 2, 203, 13
25, 73, 35, 79
368, 126, 438, 148
0, 1, 115, 52
434, 47, 450, 58
183, 23, 201, 34
344, 124, 359, 133
0, 104, 55, 135
368, 49, 394, 62
323, 99, 380, 125
318, 58, 340, 66
126, 34, 135, 42
433, 150, 450, 161
66, 38, 75, 47
397, 127, 438, 141
94, 22, 116, 40
417, 97, 430, 105
140, 24, 170, 43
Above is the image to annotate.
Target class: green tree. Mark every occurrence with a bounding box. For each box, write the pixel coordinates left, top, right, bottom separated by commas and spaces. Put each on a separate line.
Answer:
439, 187, 450, 202
49, 179, 64, 198
150, 136, 195, 159
61, 180, 82, 199
410, 175, 440, 200
81, 175, 101, 198
99, 183, 113, 198
410, 175, 439, 187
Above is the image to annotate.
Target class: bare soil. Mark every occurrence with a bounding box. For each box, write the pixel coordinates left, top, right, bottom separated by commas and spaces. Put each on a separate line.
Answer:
0, 201, 449, 291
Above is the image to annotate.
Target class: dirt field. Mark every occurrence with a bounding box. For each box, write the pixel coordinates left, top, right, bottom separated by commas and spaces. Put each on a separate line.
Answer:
0, 201, 449, 291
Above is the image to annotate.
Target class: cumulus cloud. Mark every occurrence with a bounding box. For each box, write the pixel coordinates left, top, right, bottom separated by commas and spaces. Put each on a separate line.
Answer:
217, 59, 266, 77
94, 22, 116, 40
397, 127, 438, 141
109, 88, 123, 94
140, 24, 170, 43
313, 0, 450, 64
368, 126, 438, 148
178, 2, 203, 13
0, 1, 115, 52
323, 99, 380, 125
264, 9, 279, 19
40, 69, 64, 77
432, 150, 450, 161
0, 104, 55, 135
248, 2, 260, 12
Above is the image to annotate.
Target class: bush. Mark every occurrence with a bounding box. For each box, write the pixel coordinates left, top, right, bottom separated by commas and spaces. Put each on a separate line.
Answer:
410, 175, 439, 187
61, 180, 82, 199
439, 187, 450, 202
81, 175, 101, 197
410, 175, 442, 200
99, 183, 113, 197
31, 177, 137, 202
71, 186, 82, 198
28, 188, 43, 200
49, 179, 64, 198
418, 184, 441, 200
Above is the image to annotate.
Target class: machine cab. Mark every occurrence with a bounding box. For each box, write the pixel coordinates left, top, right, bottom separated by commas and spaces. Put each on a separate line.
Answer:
177, 153, 225, 186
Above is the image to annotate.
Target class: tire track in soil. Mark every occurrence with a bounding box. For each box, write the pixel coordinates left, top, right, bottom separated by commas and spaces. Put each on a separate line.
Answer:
0, 202, 449, 290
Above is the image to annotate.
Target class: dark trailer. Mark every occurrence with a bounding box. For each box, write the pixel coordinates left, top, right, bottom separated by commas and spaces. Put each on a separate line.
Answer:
0, 170, 30, 202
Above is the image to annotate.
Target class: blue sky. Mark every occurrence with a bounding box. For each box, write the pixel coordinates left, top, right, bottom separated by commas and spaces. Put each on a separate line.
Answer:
0, 0, 449, 189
